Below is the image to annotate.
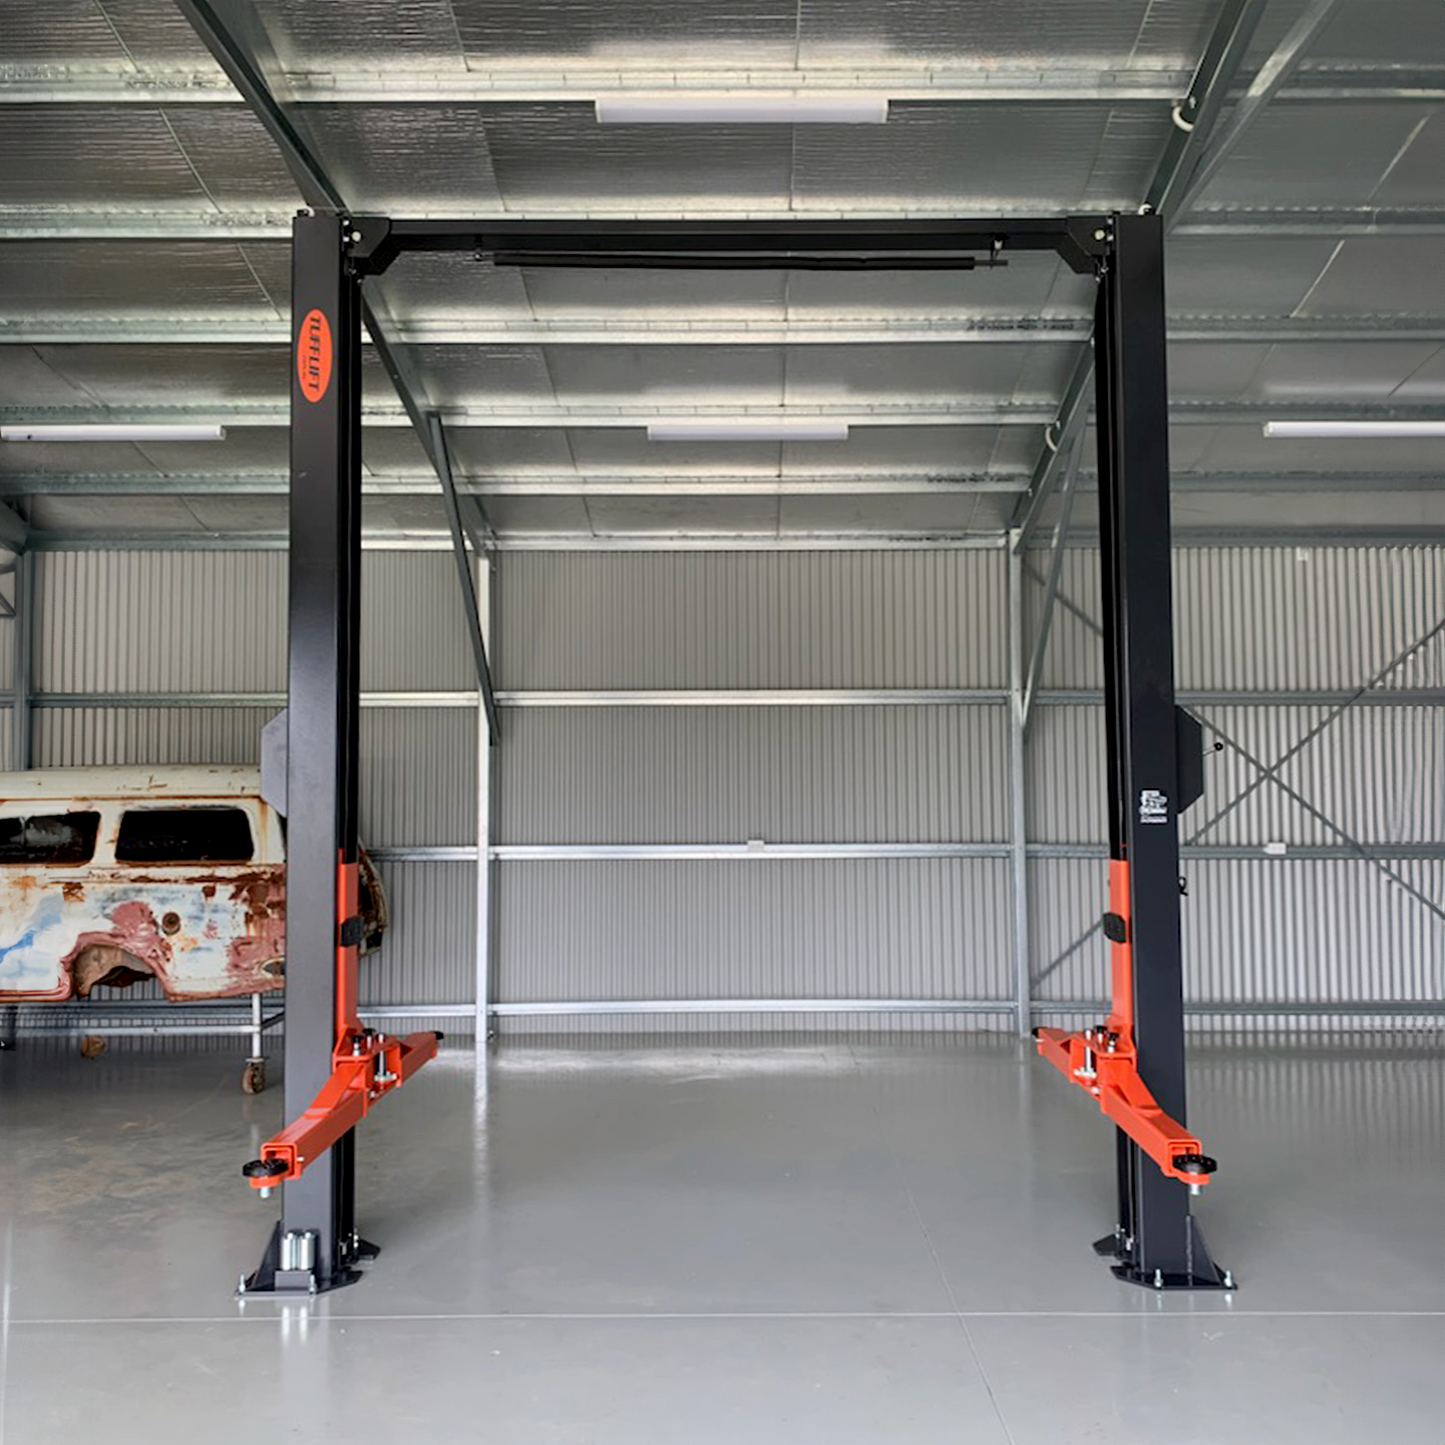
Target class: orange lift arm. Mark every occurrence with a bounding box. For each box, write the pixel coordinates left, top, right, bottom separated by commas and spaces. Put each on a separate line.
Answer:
1035, 861, 1217, 1189
243, 861, 439, 1191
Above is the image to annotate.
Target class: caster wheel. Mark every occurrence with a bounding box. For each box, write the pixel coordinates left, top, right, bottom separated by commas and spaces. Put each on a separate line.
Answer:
80, 1035, 108, 1059
241, 1060, 267, 1095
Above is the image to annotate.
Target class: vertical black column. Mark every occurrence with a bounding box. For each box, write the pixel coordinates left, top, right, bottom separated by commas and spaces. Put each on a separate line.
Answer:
280, 211, 363, 1288
1094, 213, 1219, 1286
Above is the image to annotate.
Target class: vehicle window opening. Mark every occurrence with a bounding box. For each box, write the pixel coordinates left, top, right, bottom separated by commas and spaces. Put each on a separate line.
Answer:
0, 811, 102, 866
115, 807, 255, 864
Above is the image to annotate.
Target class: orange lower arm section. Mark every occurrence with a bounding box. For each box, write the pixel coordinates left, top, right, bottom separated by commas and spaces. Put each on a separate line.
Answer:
247, 1029, 439, 1185
1036, 1025, 1212, 1186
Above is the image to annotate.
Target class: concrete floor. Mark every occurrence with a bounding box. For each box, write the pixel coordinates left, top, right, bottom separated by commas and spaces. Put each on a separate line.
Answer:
1, 1032, 1441, 1443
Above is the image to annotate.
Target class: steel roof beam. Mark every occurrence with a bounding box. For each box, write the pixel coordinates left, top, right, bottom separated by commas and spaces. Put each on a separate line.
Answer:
4, 207, 1443, 243
3, 61, 1439, 105
2, 470, 1441, 498
3, 400, 1440, 428
22, 524, 1445, 554
9, 314, 1444, 346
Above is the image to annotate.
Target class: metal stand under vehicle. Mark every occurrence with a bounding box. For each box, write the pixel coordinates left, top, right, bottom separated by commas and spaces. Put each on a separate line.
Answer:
235, 209, 1225, 1295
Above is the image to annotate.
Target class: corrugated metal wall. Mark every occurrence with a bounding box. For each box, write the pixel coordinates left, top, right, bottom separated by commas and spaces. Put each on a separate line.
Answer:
493, 550, 1013, 1032
498, 551, 1008, 688
12, 543, 1443, 1033
1025, 546, 1445, 1026
17, 550, 479, 1015
495, 546, 1444, 1033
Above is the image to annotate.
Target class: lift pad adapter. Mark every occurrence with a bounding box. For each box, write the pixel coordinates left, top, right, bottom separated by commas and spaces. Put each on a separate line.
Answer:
1035, 861, 1217, 1189
243, 860, 439, 1190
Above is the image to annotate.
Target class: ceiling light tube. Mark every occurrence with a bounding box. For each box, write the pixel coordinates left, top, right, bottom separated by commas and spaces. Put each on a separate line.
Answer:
0, 423, 227, 442
596, 96, 889, 125
647, 421, 850, 443
1262, 421, 1445, 439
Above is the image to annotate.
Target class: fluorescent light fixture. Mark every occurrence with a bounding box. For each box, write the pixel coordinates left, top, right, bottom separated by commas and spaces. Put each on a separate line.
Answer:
596, 95, 889, 125
647, 421, 850, 443
1262, 420, 1445, 439
0, 423, 227, 442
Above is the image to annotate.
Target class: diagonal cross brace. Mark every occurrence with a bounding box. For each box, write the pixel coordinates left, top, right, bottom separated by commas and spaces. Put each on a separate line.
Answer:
1011, 0, 1334, 551
1187, 613, 1445, 845
428, 415, 499, 742
1021, 431, 1087, 731
175, 0, 501, 708
1202, 719, 1445, 925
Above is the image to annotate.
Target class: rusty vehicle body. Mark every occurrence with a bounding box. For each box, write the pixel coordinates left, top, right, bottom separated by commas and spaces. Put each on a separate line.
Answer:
0, 766, 387, 1004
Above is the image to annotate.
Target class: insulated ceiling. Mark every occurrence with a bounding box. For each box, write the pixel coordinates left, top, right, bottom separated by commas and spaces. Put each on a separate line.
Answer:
0, 0, 1442, 548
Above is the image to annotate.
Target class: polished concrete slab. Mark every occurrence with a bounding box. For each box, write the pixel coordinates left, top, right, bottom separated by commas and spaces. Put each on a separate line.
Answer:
1, 1032, 1441, 1442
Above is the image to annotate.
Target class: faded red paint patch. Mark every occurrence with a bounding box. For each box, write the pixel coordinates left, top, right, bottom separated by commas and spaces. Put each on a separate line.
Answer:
65, 900, 172, 998
227, 871, 286, 990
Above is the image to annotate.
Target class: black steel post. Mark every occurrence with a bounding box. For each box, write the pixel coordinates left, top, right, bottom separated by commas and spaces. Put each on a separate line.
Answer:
246, 211, 364, 1293
1093, 213, 1223, 1288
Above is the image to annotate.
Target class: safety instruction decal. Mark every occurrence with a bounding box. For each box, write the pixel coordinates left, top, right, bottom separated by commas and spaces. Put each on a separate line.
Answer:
1139, 789, 1169, 824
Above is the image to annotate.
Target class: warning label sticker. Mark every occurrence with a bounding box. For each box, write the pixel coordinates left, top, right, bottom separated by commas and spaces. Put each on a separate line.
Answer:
1139, 789, 1169, 825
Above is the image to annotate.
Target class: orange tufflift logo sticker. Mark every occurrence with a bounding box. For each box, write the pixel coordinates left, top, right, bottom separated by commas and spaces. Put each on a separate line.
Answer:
296, 308, 333, 403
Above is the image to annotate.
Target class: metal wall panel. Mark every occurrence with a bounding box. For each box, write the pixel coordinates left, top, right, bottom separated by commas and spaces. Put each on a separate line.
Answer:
36, 552, 286, 694
1185, 704, 1445, 848
1031, 546, 1445, 695
27, 542, 1444, 1030
1026, 857, 1106, 1006
1028, 549, 1103, 691
1175, 547, 1445, 693
496, 545, 1445, 1031
496, 550, 1008, 690
1182, 859, 1444, 1009
499, 705, 1007, 845
495, 859, 1011, 1007
1029, 855, 1444, 1015
1026, 704, 1107, 845
361, 860, 475, 1008
22, 550, 483, 1026
1026, 700, 1445, 850
32, 704, 271, 768
26, 704, 477, 850
364, 552, 478, 692
0, 608, 16, 687
34, 550, 475, 694
358, 708, 478, 848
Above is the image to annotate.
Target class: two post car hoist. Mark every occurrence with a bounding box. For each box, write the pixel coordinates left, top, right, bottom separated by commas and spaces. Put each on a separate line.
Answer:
240, 210, 1226, 1294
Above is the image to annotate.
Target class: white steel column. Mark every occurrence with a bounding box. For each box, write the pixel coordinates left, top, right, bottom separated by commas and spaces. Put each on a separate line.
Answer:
475, 551, 495, 1037
11, 552, 34, 771
1008, 532, 1031, 1036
